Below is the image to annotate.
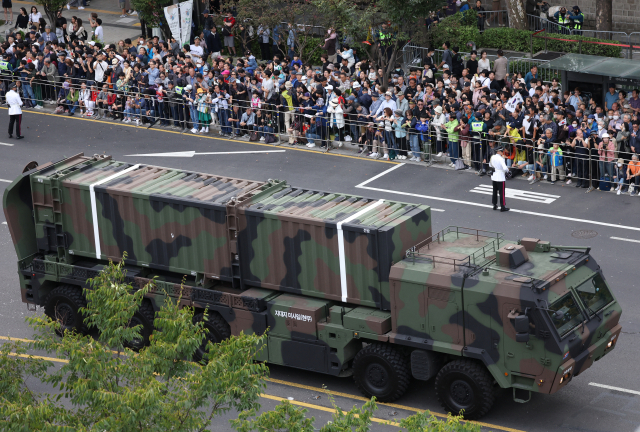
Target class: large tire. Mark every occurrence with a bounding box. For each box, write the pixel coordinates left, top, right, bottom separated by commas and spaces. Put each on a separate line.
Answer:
124, 300, 156, 351
435, 359, 495, 420
192, 312, 231, 363
352, 343, 410, 402
44, 285, 87, 336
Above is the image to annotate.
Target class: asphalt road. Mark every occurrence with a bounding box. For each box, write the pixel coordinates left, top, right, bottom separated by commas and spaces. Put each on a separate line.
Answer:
1, 110, 640, 432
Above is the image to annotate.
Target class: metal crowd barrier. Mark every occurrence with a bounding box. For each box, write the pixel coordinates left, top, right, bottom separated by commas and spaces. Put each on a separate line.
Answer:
9, 77, 632, 193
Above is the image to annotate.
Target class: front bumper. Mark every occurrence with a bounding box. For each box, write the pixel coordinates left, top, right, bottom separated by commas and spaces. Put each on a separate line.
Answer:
549, 323, 621, 394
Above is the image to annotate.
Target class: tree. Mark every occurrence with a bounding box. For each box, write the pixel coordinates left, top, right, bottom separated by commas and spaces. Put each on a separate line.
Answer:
314, 0, 439, 88
0, 257, 268, 431
34, 0, 66, 33
504, 0, 527, 30
236, 0, 328, 63
1, 256, 480, 431
130, 0, 174, 41
596, 0, 612, 31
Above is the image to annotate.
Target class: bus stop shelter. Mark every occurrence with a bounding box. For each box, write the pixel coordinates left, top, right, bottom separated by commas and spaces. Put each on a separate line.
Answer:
542, 53, 640, 105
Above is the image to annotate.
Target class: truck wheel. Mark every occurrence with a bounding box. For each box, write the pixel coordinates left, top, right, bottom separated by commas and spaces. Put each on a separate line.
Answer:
124, 300, 155, 351
435, 359, 495, 420
193, 312, 231, 362
352, 343, 410, 402
44, 285, 87, 336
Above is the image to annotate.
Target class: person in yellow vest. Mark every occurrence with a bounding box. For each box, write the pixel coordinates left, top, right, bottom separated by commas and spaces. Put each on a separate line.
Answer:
554, 7, 571, 34
569, 6, 584, 35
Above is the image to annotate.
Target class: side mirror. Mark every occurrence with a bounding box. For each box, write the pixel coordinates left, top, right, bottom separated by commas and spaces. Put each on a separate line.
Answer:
514, 315, 530, 343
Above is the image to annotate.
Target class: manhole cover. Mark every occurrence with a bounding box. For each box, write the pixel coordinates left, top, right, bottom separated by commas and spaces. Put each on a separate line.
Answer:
571, 230, 598, 239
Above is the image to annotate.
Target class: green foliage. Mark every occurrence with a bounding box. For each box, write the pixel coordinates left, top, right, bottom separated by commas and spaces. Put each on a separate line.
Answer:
130, 0, 173, 39
429, 13, 481, 51
478, 28, 621, 58
0, 256, 268, 431
398, 410, 482, 431
233, 392, 479, 432
34, 0, 68, 31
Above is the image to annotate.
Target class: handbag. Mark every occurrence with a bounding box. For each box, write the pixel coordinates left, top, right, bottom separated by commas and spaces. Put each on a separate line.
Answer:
249, 131, 259, 141
264, 133, 276, 144
454, 159, 465, 170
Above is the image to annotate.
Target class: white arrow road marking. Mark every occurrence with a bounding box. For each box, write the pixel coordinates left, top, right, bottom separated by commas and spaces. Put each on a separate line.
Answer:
0, 179, 11, 183
470, 184, 560, 204
589, 382, 640, 396
1, 222, 6, 225
125, 150, 286, 157
0, 142, 14, 146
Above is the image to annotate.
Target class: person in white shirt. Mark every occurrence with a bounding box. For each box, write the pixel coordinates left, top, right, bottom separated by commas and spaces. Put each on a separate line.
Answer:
93, 53, 108, 84
93, 19, 104, 43
6, 83, 24, 139
490, 145, 509, 211
374, 91, 397, 117
190, 37, 204, 59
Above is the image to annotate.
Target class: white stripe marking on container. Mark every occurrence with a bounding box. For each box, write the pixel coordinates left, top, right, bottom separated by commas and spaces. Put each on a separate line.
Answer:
336, 199, 386, 302
89, 164, 141, 259
588, 382, 640, 396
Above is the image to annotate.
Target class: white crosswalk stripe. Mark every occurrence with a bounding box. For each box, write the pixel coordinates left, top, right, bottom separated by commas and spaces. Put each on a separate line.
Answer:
470, 184, 560, 204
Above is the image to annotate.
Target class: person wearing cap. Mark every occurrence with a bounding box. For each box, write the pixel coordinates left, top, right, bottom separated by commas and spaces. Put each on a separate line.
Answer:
190, 37, 204, 60
280, 80, 295, 138
489, 145, 509, 211
327, 97, 346, 147
597, 132, 615, 184
6, 82, 23, 139
373, 90, 397, 117
432, 105, 447, 158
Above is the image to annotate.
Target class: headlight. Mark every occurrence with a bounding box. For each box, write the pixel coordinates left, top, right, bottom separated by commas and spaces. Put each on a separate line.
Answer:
607, 341, 612, 348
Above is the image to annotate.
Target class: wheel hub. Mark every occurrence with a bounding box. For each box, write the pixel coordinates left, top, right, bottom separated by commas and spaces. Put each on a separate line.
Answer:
450, 379, 473, 406
366, 364, 388, 388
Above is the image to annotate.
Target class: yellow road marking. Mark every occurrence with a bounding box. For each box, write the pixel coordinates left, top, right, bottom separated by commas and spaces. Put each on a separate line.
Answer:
2, 107, 399, 165
0, 335, 36, 343
1, 339, 524, 432
259, 393, 397, 426
8, 351, 69, 363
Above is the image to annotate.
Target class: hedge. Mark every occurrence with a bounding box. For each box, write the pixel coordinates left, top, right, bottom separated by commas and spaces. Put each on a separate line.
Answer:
480, 27, 622, 58
429, 14, 622, 58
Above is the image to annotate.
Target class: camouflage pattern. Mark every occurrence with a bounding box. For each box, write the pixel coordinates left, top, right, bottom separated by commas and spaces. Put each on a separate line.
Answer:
3, 154, 622, 410
390, 228, 621, 394
237, 182, 432, 309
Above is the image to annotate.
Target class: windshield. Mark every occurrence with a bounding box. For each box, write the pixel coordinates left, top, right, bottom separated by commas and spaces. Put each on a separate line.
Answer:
575, 273, 614, 315
547, 293, 584, 338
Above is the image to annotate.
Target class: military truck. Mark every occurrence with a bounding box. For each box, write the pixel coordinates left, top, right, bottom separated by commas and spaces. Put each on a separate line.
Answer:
3, 154, 622, 419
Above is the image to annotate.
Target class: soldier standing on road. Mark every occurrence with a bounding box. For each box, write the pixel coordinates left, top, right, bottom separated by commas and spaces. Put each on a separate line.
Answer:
490, 145, 509, 212
6, 82, 23, 139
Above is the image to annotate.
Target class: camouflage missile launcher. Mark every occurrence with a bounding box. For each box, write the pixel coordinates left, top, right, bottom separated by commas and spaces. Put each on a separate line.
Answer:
3, 154, 622, 419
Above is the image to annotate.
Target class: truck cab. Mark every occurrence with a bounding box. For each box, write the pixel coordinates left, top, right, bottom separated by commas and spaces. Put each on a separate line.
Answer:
389, 227, 621, 416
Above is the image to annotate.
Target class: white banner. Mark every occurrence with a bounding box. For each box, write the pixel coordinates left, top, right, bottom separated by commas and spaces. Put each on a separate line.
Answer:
163, 0, 193, 47
505, 92, 524, 113
179, 0, 193, 48
163, 4, 181, 45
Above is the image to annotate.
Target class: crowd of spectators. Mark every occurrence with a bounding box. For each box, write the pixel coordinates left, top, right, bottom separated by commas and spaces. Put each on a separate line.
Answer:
0, 6, 638, 194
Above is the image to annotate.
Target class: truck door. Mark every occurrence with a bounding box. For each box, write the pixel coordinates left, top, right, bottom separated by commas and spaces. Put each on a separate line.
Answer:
427, 287, 462, 347
502, 304, 547, 376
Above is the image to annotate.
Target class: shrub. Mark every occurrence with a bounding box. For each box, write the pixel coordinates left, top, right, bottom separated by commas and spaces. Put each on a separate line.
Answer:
479, 27, 622, 58
429, 12, 482, 51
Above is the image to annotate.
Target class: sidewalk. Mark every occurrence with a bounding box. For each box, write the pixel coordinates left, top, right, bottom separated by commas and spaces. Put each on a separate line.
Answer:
4, 0, 141, 43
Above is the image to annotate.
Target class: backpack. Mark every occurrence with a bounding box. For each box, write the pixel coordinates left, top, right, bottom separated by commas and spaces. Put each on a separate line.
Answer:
264, 133, 277, 144
249, 131, 259, 141
599, 173, 611, 191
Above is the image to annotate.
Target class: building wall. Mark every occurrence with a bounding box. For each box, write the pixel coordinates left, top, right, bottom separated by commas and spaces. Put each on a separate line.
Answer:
545, 0, 640, 33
